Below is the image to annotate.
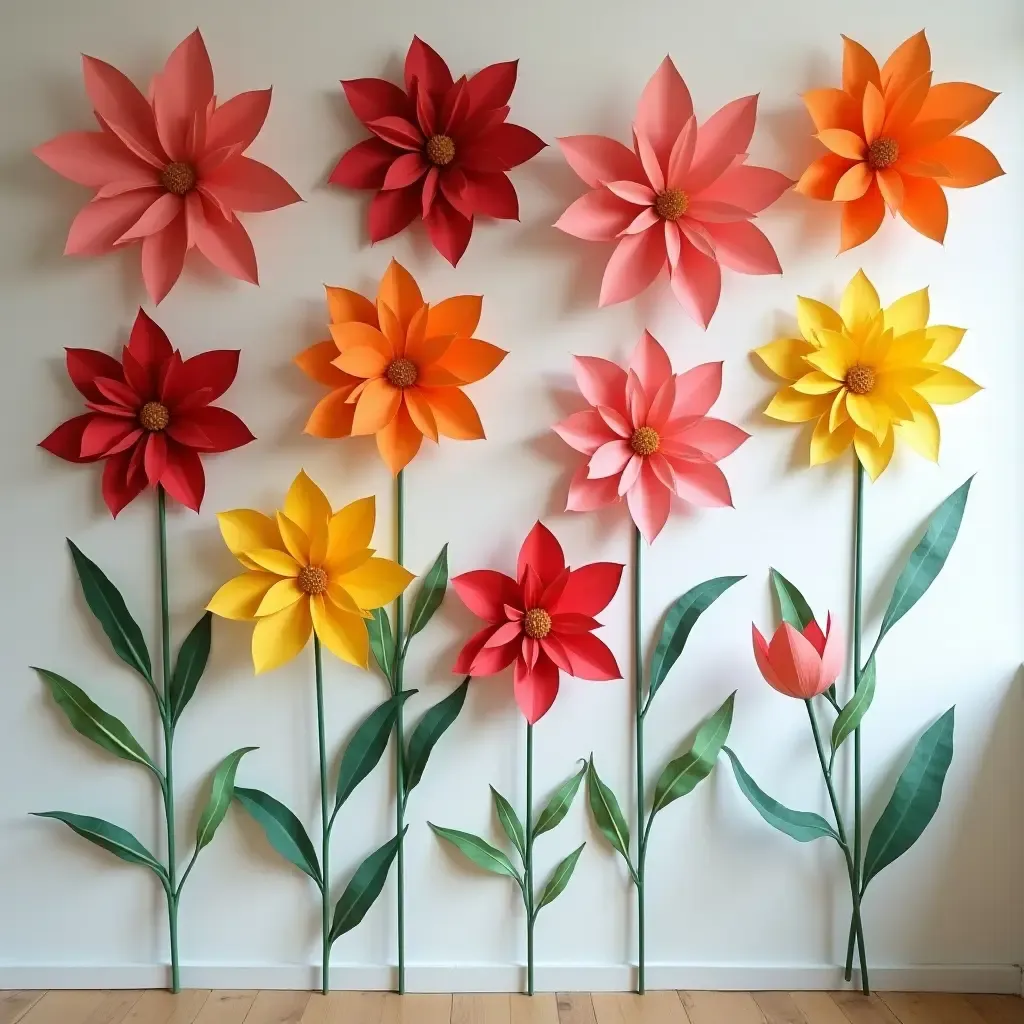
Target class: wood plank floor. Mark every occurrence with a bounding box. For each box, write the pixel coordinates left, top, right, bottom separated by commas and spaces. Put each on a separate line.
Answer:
0, 991, 1020, 1024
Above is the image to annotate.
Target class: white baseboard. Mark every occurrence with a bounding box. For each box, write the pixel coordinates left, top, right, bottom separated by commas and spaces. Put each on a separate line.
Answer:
0, 963, 1019, 993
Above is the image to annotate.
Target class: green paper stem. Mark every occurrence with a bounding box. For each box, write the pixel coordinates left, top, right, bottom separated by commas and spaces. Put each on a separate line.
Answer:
314, 637, 331, 994
632, 526, 646, 995
394, 469, 407, 994
525, 720, 535, 996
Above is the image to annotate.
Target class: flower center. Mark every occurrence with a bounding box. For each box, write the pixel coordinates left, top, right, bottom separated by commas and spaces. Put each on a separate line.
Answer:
385, 358, 418, 389
523, 607, 552, 640
630, 426, 660, 456
655, 188, 689, 221
425, 134, 456, 167
867, 137, 899, 171
297, 565, 329, 596
845, 364, 876, 395
160, 161, 197, 196
138, 401, 170, 431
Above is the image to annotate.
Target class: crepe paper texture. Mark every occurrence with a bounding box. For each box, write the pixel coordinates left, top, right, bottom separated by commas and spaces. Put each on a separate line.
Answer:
554, 330, 749, 544
555, 57, 791, 326
296, 259, 507, 476
34, 29, 301, 303
755, 270, 980, 481
330, 36, 545, 266
796, 30, 1002, 251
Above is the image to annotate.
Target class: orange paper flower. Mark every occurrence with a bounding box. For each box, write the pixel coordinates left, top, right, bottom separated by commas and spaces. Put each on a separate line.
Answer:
796, 30, 1002, 251
296, 260, 506, 474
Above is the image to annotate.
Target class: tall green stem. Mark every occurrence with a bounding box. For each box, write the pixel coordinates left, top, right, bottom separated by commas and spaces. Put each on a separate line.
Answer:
525, 721, 535, 995
632, 526, 646, 995
314, 637, 330, 994
394, 469, 406, 994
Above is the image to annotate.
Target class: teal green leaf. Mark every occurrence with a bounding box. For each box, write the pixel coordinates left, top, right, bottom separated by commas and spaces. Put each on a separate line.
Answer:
367, 608, 394, 686
406, 544, 448, 641
490, 786, 526, 864
68, 541, 152, 685
862, 708, 955, 890
534, 762, 586, 838
586, 758, 632, 869
429, 823, 521, 882
194, 746, 257, 853
769, 568, 816, 630
404, 677, 469, 795
535, 843, 586, 915
329, 828, 406, 942
336, 691, 415, 811
233, 787, 322, 887
169, 612, 212, 724
831, 657, 876, 756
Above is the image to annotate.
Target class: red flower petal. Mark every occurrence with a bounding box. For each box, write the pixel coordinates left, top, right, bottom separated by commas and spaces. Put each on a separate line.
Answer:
556, 631, 621, 681
368, 186, 422, 243
517, 522, 565, 589
453, 624, 496, 675
465, 61, 518, 115
367, 115, 424, 150
553, 562, 623, 617
127, 308, 174, 367
101, 447, 149, 517
404, 37, 454, 98
451, 569, 521, 623
342, 78, 415, 127
485, 122, 546, 169
159, 441, 205, 512
550, 612, 602, 634
143, 431, 168, 484
170, 406, 254, 453
94, 376, 140, 408
382, 152, 429, 190
470, 637, 521, 676
80, 415, 140, 458
330, 138, 399, 190
461, 170, 519, 220
166, 349, 239, 407
513, 652, 559, 724
65, 348, 125, 402
39, 414, 96, 464
424, 197, 473, 266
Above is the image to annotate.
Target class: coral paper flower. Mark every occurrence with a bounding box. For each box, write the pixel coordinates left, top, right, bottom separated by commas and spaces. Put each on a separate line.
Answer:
330, 37, 545, 266
452, 522, 622, 724
553, 331, 749, 544
296, 259, 506, 475
34, 29, 301, 303
208, 471, 413, 673
755, 270, 980, 480
796, 30, 1002, 251
555, 57, 791, 327
752, 615, 843, 700
39, 308, 253, 516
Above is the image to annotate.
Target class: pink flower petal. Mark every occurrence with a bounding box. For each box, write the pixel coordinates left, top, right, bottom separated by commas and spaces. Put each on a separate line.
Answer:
678, 219, 717, 259
818, 614, 844, 691
597, 405, 631, 438
118, 192, 182, 242
557, 135, 644, 188
64, 189, 164, 255
670, 417, 749, 461
770, 623, 827, 699
621, 207, 661, 235
552, 409, 616, 455
191, 195, 258, 285
694, 163, 792, 213
153, 30, 214, 161
646, 377, 675, 430
555, 189, 638, 241
206, 89, 272, 152
141, 214, 187, 303
201, 156, 302, 212
605, 180, 656, 206
618, 453, 643, 495
94, 167, 162, 198
81, 56, 165, 167
553, 563, 623, 617
665, 221, 681, 267
330, 137, 399, 189
672, 362, 723, 418
752, 623, 787, 693
34, 131, 151, 187
628, 330, 672, 397
566, 464, 620, 513
666, 458, 734, 507
624, 369, 649, 425
572, 356, 627, 414
687, 95, 759, 194
513, 653, 559, 724
599, 228, 667, 307
625, 459, 671, 544
669, 239, 721, 328
635, 57, 694, 169
666, 117, 698, 188
632, 128, 665, 191
588, 440, 632, 479
684, 200, 754, 223
702, 220, 781, 275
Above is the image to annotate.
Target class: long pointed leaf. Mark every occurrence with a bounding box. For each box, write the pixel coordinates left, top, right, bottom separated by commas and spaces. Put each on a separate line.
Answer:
586, 759, 632, 871
194, 746, 257, 852
329, 828, 406, 942
335, 691, 415, 811
429, 823, 521, 882
406, 544, 448, 641
490, 786, 526, 865
534, 762, 586, 837
404, 678, 469, 795
535, 843, 586, 915
367, 608, 395, 686
170, 613, 212, 724
769, 568, 816, 630
233, 787, 322, 887
832, 657, 876, 756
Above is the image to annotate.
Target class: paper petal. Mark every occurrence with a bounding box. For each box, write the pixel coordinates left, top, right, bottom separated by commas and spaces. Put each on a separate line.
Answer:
566, 464, 619, 513
669, 240, 721, 328
694, 163, 791, 213
599, 229, 666, 307
452, 570, 521, 623
555, 562, 622, 617
635, 57, 693, 168
625, 460, 671, 544
557, 135, 644, 188
141, 216, 188, 304
513, 653, 559, 724
687, 95, 759, 194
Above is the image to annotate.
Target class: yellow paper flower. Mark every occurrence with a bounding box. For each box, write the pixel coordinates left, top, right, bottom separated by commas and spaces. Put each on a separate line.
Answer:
755, 270, 980, 480
208, 470, 413, 673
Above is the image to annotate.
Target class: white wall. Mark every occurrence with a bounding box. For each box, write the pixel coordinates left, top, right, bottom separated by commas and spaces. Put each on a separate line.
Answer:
0, 0, 1021, 991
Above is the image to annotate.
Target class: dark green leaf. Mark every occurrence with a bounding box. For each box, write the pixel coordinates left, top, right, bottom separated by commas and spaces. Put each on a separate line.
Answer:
233, 787, 322, 887
404, 678, 469, 795
723, 747, 839, 843
194, 746, 257, 852
329, 828, 406, 942
586, 758, 632, 868
831, 657, 876, 755
170, 613, 212, 724
876, 479, 972, 646
406, 544, 448, 641
651, 692, 735, 816
769, 568, 816, 630
367, 608, 394, 685
648, 577, 744, 705
68, 541, 152, 685
335, 691, 415, 811
35, 668, 158, 776
535, 843, 586, 914
534, 762, 586, 838
490, 786, 526, 864
429, 823, 520, 882
862, 708, 955, 890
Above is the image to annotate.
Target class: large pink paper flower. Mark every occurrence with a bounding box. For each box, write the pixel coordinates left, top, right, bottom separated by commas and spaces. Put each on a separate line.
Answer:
34, 29, 301, 303
553, 331, 749, 543
555, 58, 791, 328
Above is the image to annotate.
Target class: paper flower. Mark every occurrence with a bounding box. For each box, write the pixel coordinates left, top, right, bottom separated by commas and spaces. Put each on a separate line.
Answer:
795, 30, 1002, 251
330, 36, 545, 266
208, 471, 413, 673
553, 331, 748, 544
39, 308, 253, 516
555, 57, 791, 327
296, 259, 506, 475
753, 614, 843, 700
451, 522, 622, 723
755, 270, 980, 480
34, 29, 301, 303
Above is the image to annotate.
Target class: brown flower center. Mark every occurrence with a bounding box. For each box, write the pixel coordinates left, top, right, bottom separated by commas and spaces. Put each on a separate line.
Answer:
425, 134, 456, 167
523, 607, 552, 640
386, 358, 418, 389
655, 188, 689, 221
138, 401, 170, 432
867, 137, 899, 171
160, 162, 197, 196
630, 426, 660, 456
845, 364, 876, 395
297, 565, 329, 596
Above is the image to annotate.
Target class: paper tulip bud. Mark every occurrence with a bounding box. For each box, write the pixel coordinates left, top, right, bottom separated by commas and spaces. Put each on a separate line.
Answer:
752, 615, 843, 700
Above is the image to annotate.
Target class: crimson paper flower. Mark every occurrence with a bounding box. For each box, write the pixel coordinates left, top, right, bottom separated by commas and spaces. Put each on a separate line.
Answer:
40, 309, 254, 516
451, 522, 623, 724
330, 37, 546, 266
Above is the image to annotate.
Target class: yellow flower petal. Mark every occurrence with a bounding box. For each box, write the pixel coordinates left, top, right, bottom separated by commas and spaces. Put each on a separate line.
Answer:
255, 578, 304, 618
877, 329, 931, 371
283, 471, 332, 556
753, 338, 815, 380
829, 388, 850, 431
216, 510, 284, 562
923, 326, 966, 364
854, 426, 895, 481
796, 297, 843, 345
883, 288, 930, 335
805, 334, 855, 380
846, 393, 891, 444
311, 595, 370, 668
325, 496, 376, 569
810, 413, 855, 466
897, 391, 940, 462
792, 371, 843, 395
337, 557, 414, 611
246, 548, 301, 577
276, 512, 309, 564
764, 387, 832, 423
840, 270, 880, 333
914, 367, 982, 405
325, 546, 374, 581
207, 572, 278, 621
327, 578, 372, 618
252, 598, 313, 674
874, 382, 914, 422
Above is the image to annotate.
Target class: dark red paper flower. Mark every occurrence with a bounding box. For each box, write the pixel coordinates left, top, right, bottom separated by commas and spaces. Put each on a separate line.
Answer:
451, 522, 623, 724
40, 308, 254, 517
330, 36, 546, 266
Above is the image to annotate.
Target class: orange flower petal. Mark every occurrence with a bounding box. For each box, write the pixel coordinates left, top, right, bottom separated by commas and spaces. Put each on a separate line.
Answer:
802, 88, 861, 133
325, 286, 378, 328
437, 337, 508, 384
796, 153, 855, 199
426, 295, 482, 339
351, 377, 401, 435
876, 168, 904, 211
404, 389, 439, 441
883, 72, 932, 134
296, 340, 353, 388
304, 389, 357, 438
833, 162, 873, 202
897, 118, 961, 156
376, 403, 422, 474
376, 259, 423, 333
839, 180, 884, 252
376, 300, 405, 354
918, 82, 999, 128
329, 321, 393, 358
404, 306, 445, 364
420, 386, 485, 440
333, 345, 389, 379
900, 176, 948, 242
417, 364, 463, 387
862, 83, 885, 143
918, 136, 1004, 188
816, 129, 867, 160
881, 30, 931, 102
841, 35, 881, 102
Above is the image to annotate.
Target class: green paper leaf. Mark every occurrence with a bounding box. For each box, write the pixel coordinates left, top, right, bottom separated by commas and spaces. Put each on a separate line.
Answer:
534, 762, 586, 838
648, 577, 744, 706
832, 657, 877, 756
862, 708, 955, 891
404, 678, 470, 795
651, 692, 735, 816
723, 747, 839, 843
329, 828, 406, 942
169, 612, 212, 724
335, 691, 415, 811
194, 746, 257, 853
33, 811, 168, 885
233, 787, 322, 887
406, 544, 448, 641
769, 568, 816, 630
35, 668, 158, 776
429, 823, 521, 882
586, 758, 632, 869
876, 478, 972, 647
490, 786, 526, 864
68, 541, 153, 685
535, 842, 586, 915
367, 608, 395, 685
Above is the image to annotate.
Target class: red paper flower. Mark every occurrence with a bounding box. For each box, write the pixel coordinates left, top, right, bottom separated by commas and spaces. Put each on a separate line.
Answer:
451, 522, 623, 723
330, 37, 546, 266
40, 308, 254, 516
